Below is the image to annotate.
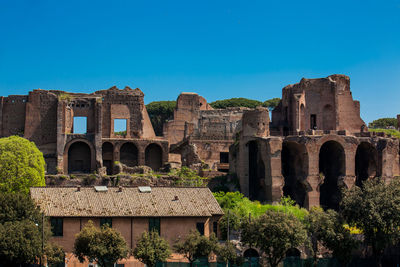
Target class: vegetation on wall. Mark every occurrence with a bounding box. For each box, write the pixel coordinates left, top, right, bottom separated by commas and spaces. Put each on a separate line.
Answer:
368, 128, 400, 138
209, 97, 281, 110
0, 136, 46, 194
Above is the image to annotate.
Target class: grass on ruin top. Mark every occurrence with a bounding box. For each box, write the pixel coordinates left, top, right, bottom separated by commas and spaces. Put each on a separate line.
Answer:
368, 128, 400, 138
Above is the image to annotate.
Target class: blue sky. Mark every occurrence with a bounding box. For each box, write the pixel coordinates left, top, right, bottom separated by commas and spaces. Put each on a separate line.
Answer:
1, 0, 399, 124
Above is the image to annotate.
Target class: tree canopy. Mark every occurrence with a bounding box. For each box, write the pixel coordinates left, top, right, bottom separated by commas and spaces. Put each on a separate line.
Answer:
209, 97, 281, 110
174, 230, 218, 266
133, 231, 171, 267
368, 117, 397, 129
0, 193, 56, 265
341, 177, 400, 266
0, 136, 45, 194
146, 100, 176, 136
74, 221, 129, 267
240, 210, 308, 267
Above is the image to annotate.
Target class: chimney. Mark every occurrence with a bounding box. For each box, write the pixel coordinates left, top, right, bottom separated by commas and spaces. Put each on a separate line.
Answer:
174, 195, 179, 201
77, 185, 81, 192
119, 186, 123, 192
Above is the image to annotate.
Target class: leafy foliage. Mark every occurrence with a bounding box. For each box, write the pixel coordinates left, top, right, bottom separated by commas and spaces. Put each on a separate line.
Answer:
216, 241, 242, 265
74, 220, 129, 267
210, 98, 263, 109
0, 136, 46, 194
174, 230, 218, 265
146, 100, 176, 136
170, 167, 208, 187
133, 231, 171, 267
368, 128, 400, 139
0, 193, 52, 265
213, 192, 308, 239
341, 178, 400, 265
307, 207, 359, 266
241, 210, 308, 267
44, 242, 65, 265
368, 117, 397, 129
262, 98, 281, 110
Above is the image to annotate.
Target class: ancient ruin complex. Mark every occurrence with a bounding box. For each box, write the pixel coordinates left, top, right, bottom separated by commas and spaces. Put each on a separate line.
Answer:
1, 74, 399, 210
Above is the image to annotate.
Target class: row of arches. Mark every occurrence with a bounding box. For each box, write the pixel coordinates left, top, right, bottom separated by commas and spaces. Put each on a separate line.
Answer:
67, 141, 164, 174
248, 139, 380, 210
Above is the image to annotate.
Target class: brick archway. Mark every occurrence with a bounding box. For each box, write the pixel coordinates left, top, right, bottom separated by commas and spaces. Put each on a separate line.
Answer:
64, 139, 96, 174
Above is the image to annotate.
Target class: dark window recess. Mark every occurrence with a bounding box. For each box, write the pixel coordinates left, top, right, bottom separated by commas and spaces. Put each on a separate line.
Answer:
196, 222, 205, 235
220, 152, 229, 163
213, 222, 218, 235
149, 217, 161, 235
50, 217, 63, 237
310, 114, 317, 129
100, 218, 112, 228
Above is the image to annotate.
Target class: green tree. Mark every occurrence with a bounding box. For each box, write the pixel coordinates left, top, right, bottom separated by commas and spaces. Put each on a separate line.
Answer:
209, 98, 263, 109
133, 231, 171, 267
262, 98, 281, 110
0, 136, 45, 194
44, 242, 65, 265
216, 241, 242, 266
0, 193, 51, 266
174, 230, 218, 267
241, 210, 308, 267
341, 178, 400, 266
307, 207, 358, 266
74, 221, 129, 267
146, 100, 176, 136
368, 117, 397, 129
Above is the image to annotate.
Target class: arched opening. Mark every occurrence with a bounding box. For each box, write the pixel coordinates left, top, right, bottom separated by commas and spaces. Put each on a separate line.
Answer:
286, 248, 301, 258
281, 142, 308, 207
145, 143, 163, 171
319, 141, 345, 211
322, 105, 335, 130
248, 141, 266, 201
244, 248, 259, 258
68, 142, 91, 174
355, 142, 379, 187
102, 142, 114, 175
120, 142, 138, 167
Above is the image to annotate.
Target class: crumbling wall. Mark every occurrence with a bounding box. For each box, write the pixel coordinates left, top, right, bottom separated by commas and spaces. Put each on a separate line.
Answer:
0, 95, 27, 137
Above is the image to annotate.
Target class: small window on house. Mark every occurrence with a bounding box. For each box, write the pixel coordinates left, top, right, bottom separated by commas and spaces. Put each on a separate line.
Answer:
73, 117, 87, 134
310, 114, 317, 130
149, 217, 160, 235
114, 119, 127, 137
100, 218, 112, 228
196, 222, 205, 235
50, 217, 63, 236
213, 222, 218, 236
220, 152, 229, 163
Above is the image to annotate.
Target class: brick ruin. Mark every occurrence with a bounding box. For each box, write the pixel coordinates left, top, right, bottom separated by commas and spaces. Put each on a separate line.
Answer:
230, 74, 400, 210
1, 74, 399, 210
0, 86, 168, 175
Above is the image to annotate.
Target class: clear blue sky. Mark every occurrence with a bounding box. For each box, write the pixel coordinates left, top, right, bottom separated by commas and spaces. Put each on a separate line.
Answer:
1, 0, 399, 124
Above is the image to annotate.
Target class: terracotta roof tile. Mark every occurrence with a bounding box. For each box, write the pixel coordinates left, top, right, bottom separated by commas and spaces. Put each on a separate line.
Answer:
30, 187, 224, 217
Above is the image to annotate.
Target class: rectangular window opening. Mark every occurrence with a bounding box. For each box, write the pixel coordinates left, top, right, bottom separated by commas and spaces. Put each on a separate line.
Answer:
196, 222, 205, 235
114, 119, 127, 137
73, 116, 87, 134
213, 222, 218, 236
50, 217, 63, 237
220, 152, 229, 163
100, 218, 112, 228
149, 217, 161, 235
310, 114, 317, 130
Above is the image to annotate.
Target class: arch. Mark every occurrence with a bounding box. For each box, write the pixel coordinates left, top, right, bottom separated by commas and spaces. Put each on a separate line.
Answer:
145, 143, 163, 171
319, 141, 346, 210
355, 142, 379, 187
243, 248, 259, 258
120, 142, 138, 167
102, 142, 114, 175
281, 141, 308, 207
67, 141, 92, 174
322, 104, 335, 130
